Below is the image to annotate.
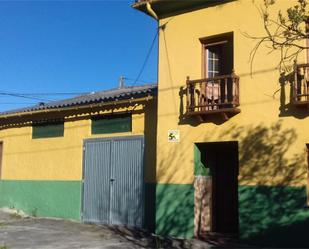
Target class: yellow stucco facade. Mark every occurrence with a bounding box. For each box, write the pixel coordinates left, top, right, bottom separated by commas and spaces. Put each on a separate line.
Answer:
0, 1, 308, 241
0, 102, 156, 181
156, 0, 308, 187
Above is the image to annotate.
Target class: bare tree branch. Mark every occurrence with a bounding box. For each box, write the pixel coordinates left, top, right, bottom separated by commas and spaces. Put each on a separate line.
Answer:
248, 0, 309, 72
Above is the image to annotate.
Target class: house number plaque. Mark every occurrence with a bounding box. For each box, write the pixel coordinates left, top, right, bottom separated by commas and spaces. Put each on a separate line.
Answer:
168, 130, 180, 142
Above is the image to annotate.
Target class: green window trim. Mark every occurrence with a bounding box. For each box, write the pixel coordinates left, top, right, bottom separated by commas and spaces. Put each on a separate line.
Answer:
91, 113, 132, 134
32, 121, 64, 139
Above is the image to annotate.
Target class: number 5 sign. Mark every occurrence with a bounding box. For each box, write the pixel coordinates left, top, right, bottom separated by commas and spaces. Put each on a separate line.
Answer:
168, 130, 180, 142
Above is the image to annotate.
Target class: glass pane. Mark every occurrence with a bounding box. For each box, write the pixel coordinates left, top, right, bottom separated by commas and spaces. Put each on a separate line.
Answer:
208, 46, 220, 59
208, 59, 214, 71
207, 45, 222, 77
208, 49, 214, 60
213, 49, 220, 60
214, 59, 219, 72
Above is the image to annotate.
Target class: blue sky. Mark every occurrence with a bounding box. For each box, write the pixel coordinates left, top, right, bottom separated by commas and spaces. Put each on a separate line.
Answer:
0, 1, 157, 111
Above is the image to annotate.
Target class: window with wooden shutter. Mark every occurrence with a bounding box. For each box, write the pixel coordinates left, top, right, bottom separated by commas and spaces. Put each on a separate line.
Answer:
32, 121, 64, 139
91, 114, 132, 134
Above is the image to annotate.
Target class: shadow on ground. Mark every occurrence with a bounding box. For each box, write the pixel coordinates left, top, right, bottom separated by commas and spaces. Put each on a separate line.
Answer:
0, 210, 255, 249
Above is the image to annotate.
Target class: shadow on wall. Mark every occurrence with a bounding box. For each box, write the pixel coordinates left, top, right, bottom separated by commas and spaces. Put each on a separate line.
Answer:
178, 86, 231, 126
155, 183, 194, 238
279, 72, 309, 119
223, 122, 309, 247
152, 120, 309, 247
143, 100, 158, 232
155, 131, 195, 238
239, 185, 309, 247
178, 70, 309, 125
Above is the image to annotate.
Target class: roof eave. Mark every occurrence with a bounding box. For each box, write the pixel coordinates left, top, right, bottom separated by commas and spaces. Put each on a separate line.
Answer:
0, 95, 155, 127
132, 0, 235, 19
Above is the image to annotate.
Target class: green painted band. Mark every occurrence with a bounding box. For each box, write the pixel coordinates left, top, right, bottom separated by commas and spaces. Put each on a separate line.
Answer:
0, 180, 81, 220
155, 183, 194, 238
239, 185, 309, 247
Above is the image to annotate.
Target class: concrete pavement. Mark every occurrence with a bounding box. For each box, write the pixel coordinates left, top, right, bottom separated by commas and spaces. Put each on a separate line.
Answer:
0, 209, 251, 249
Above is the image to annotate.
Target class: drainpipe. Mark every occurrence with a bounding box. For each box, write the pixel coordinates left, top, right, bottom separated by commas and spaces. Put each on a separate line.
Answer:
146, 2, 158, 20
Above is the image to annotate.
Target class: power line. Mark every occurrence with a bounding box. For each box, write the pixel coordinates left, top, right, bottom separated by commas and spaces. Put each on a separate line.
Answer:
0, 92, 53, 102
10, 92, 88, 96
132, 29, 158, 86
124, 77, 156, 85
0, 102, 38, 105
0, 90, 90, 103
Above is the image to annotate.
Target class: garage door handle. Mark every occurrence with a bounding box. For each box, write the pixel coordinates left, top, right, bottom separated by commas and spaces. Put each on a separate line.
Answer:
110, 179, 115, 182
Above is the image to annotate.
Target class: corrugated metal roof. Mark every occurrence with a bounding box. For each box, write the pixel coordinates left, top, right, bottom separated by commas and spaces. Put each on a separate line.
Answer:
0, 84, 157, 116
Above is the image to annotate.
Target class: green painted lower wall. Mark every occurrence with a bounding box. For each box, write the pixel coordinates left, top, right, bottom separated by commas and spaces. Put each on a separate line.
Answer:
154, 183, 309, 246
0, 180, 81, 220
155, 183, 194, 238
1, 180, 309, 246
239, 185, 309, 247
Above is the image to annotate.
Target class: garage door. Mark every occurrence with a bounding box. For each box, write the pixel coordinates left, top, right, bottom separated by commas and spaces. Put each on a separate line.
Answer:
82, 136, 144, 228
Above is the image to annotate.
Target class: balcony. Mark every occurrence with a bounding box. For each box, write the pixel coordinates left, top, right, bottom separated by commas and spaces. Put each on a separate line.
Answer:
293, 63, 309, 106
185, 72, 240, 120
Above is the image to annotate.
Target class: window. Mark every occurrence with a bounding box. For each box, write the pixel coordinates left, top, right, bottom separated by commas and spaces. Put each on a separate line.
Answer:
201, 33, 233, 78
199, 33, 234, 110
207, 45, 222, 78
91, 114, 132, 134
32, 121, 64, 139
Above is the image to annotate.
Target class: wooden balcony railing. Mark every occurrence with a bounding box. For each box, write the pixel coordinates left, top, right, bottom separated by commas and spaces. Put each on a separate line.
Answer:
186, 71, 240, 117
293, 63, 309, 105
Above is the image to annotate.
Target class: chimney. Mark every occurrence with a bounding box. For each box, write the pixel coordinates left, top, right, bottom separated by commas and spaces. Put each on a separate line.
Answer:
118, 76, 125, 89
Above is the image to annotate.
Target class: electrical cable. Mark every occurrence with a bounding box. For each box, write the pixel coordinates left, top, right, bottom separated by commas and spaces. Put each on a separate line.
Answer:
124, 77, 156, 85
0, 92, 53, 102
0, 102, 38, 105
11, 92, 88, 96
132, 29, 158, 86
0, 90, 89, 103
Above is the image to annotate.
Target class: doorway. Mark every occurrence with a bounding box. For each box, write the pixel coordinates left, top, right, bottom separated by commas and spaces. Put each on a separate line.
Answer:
194, 141, 239, 237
